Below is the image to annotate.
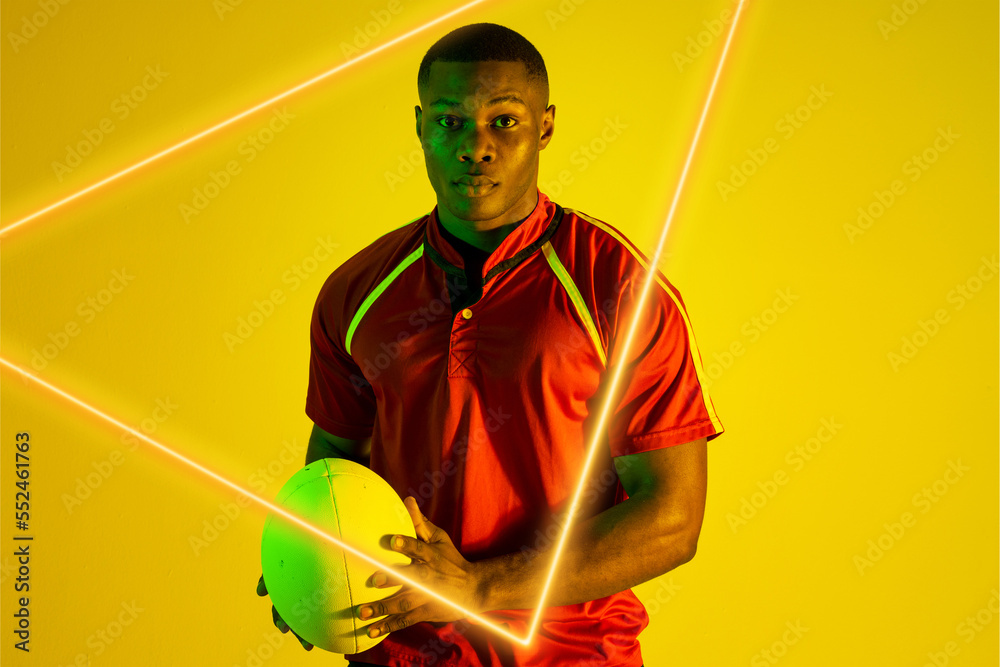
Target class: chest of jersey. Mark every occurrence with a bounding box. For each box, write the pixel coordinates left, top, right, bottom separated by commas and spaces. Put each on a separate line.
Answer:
351, 249, 606, 407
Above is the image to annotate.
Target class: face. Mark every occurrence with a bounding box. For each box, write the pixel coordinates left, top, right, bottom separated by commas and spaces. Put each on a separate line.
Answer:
416, 60, 555, 230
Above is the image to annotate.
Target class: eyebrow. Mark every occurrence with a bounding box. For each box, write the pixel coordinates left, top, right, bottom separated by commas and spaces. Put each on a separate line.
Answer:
430, 94, 529, 109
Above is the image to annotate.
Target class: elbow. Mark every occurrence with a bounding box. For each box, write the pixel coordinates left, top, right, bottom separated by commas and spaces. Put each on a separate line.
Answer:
680, 534, 698, 564
642, 489, 705, 568
681, 516, 703, 563
661, 514, 701, 566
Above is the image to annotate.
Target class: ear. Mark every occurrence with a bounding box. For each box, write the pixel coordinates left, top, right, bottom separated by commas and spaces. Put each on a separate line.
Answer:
415, 105, 422, 140
538, 104, 556, 150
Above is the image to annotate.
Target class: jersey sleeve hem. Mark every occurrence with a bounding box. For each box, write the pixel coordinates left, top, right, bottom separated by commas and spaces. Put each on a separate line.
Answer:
305, 400, 374, 441
611, 418, 724, 457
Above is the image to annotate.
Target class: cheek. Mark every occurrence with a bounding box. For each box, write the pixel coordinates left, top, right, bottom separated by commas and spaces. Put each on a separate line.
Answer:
508, 142, 536, 174
423, 140, 452, 172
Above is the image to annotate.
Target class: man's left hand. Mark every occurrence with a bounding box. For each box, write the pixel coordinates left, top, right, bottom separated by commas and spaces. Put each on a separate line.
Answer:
356, 496, 485, 638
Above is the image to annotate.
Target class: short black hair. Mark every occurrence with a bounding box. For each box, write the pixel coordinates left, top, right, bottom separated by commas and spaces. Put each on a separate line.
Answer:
417, 23, 549, 106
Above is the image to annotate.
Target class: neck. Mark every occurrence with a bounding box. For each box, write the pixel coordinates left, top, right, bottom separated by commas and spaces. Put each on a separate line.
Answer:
438, 191, 539, 253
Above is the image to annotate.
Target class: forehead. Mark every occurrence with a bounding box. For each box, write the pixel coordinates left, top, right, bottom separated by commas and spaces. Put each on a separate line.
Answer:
423, 60, 539, 110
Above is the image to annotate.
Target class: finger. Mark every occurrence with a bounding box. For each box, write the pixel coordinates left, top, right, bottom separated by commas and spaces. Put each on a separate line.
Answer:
402, 497, 453, 548
370, 561, 429, 590
368, 608, 424, 639
403, 496, 435, 542
357, 590, 414, 620
256, 574, 267, 597
368, 566, 407, 588
369, 570, 390, 588
271, 605, 289, 633
292, 630, 314, 651
390, 534, 431, 563
271, 607, 313, 650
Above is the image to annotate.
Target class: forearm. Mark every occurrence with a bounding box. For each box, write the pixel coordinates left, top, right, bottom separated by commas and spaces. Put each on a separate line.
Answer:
305, 433, 371, 467
475, 492, 698, 611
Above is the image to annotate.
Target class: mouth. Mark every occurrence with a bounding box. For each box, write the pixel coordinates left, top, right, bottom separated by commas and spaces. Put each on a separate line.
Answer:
452, 179, 497, 197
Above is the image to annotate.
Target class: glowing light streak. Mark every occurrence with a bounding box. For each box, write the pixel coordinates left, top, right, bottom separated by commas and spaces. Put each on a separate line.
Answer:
0, 356, 527, 645
0, 0, 490, 238
524, 0, 749, 642
1, 0, 749, 647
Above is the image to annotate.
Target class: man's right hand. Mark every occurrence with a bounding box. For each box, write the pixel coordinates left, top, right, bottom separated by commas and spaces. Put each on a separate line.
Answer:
256, 574, 314, 651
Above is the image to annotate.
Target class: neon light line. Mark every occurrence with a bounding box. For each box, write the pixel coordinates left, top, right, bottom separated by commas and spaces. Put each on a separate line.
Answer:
0, 0, 490, 238
0, 356, 528, 646
524, 0, 749, 641
2, 0, 748, 647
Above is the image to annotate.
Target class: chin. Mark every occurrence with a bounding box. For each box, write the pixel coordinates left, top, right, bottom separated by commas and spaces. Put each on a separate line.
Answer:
447, 195, 508, 221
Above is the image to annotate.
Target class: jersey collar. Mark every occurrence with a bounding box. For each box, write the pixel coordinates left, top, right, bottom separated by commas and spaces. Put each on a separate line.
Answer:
423, 188, 563, 283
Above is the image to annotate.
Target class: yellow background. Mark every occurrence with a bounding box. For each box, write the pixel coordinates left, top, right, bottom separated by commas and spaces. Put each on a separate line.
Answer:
2, 0, 997, 665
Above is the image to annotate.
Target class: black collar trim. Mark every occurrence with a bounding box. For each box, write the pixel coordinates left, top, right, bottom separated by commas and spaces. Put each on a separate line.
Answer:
484, 204, 563, 282
422, 203, 565, 285
423, 234, 465, 277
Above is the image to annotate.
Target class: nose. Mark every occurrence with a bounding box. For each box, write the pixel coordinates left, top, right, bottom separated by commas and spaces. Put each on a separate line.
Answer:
457, 124, 494, 164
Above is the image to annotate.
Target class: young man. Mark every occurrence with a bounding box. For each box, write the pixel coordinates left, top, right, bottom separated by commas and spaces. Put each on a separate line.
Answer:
258, 22, 723, 666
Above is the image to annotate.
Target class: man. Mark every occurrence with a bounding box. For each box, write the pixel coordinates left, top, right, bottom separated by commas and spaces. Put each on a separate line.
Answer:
257, 22, 723, 666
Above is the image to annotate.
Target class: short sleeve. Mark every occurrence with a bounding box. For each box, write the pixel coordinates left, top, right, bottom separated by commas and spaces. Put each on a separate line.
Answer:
305, 284, 377, 441
606, 273, 724, 458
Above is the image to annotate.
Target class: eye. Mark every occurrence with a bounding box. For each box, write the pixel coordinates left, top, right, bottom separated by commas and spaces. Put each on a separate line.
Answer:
493, 116, 518, 129
436, 116, 461, 129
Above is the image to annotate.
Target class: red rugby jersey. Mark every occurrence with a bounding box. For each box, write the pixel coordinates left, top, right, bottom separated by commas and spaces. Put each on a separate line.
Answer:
305, 188, 723, 666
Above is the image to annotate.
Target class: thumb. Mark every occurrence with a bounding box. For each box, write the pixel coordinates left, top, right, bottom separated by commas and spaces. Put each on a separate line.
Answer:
403, 496, 434, 542
256, 574, 267, 597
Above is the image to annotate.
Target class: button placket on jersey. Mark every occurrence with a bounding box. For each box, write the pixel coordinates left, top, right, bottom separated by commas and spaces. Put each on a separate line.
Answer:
448, 303, 479, 378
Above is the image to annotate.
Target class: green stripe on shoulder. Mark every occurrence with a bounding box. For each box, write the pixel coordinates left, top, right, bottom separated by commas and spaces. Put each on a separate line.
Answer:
569, 208, 724, 434
345, 244, 424, 355
541, 241, 607, 367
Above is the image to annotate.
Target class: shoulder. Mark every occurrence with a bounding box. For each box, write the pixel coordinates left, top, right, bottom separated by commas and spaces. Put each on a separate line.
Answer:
313, 213, 428, 321
552, 205, 651, 284
552, 204, 687, 308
